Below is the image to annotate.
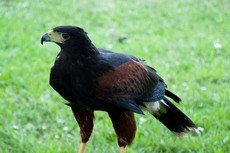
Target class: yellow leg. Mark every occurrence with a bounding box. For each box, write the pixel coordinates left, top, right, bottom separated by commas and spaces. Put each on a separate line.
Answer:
78, 143, 86, 153
120, 146, 126, 153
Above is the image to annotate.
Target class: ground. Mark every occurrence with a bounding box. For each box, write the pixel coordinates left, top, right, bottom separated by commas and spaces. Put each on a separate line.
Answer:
0, 0, 229, 152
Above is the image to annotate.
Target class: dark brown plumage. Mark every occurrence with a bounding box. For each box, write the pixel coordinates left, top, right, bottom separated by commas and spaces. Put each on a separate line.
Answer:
70, 103, 94, 143
41, 26, 198, 153
108, 109, 136, 147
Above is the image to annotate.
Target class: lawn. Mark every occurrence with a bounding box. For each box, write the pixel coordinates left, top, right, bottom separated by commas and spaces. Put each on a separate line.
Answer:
0, 0, 229, 152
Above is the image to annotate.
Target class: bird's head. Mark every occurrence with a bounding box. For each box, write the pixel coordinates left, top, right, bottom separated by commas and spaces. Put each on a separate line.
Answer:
41, 26, 92, 50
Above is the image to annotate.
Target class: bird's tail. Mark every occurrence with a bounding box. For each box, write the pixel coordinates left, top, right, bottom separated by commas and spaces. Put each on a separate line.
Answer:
143, 97, 197, 136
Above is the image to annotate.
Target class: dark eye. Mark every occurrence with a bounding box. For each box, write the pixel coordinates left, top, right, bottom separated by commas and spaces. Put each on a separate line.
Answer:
62, 33, 70, 39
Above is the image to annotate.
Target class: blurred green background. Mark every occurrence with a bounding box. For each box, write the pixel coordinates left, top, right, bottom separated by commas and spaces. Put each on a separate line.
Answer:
0, 0, 229, 152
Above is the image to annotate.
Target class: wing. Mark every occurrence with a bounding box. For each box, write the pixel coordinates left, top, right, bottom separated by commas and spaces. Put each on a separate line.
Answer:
98, 48, 144, 63
96, 60, 153, 99
95, 53, 165, 114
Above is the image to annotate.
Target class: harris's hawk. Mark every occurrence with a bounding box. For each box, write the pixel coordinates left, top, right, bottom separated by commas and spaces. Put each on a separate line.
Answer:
41, 26, 198, 153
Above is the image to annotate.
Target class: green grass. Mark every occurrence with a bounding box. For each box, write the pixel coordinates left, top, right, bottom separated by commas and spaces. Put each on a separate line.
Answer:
0, 0, 229, 152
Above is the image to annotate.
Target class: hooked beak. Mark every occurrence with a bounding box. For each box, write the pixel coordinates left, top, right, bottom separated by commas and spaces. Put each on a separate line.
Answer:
41, 30, 64, 45
41, 33, 51, 45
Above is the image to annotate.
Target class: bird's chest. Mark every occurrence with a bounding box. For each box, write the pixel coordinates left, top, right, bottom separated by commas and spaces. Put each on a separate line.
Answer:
49, 60, 95, 102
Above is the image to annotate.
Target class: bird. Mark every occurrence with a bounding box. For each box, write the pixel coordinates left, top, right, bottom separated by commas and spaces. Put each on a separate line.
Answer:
41, 26, 198, 153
